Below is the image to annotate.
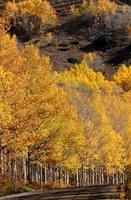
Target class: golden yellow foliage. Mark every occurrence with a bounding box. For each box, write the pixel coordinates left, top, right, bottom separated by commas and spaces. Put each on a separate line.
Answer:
84, 92, 125, 172
0, 30, 130, 178
113, 64, 131, 91
0, 66, 12, 127
56, 59, 114, 93
56, 60, 131, 172
0, 30, 22, 72
5, 0, 57, 26
0, 29, 84, 171
71, 0, 117, 20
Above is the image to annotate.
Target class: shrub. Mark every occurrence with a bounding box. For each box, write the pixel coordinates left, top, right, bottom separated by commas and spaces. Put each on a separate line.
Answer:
3, 0, 57, 36
71, 0, 117, 21
0, 181, 36, 197
0, 174, 18, 196
113, 64, 131, 91
42, 182, 69, 190
40, 32, 53, 46
5, 0, 57, 26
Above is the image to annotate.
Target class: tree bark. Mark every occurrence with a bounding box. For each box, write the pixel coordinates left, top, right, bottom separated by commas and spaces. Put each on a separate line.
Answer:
27, 150, 32, 184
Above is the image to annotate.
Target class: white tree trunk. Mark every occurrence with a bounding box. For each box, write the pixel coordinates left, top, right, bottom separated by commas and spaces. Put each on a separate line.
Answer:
23, 158, 27, 184
44, 165, 47, 184
40, 164, 43, 190
76, 168, 79, 187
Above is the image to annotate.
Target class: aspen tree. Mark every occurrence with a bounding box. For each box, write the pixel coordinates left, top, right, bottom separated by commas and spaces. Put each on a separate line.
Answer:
4, 0, 57, 33
0, 30, 85, 183
56, 60, 127, 174
113, 64, 131, 91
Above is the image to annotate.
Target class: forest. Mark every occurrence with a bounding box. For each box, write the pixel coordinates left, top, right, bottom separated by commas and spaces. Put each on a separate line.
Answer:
0, 0, 130, 197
